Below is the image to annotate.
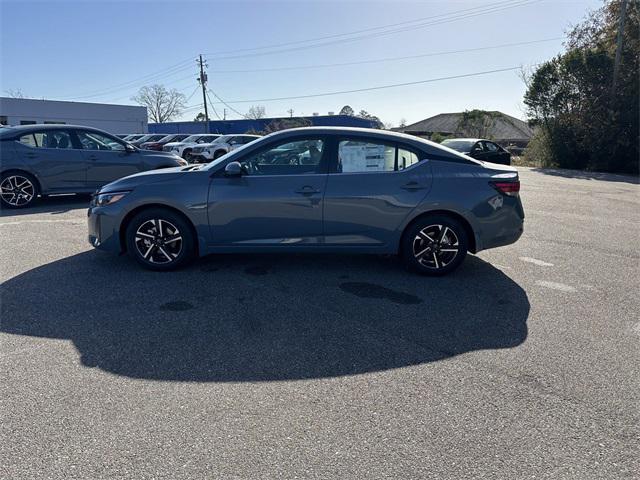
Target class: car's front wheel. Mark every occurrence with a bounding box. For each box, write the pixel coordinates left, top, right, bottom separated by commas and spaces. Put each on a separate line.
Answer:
125, 208, 196, 271
401, 215, 468, 276
0, 172, 39, 209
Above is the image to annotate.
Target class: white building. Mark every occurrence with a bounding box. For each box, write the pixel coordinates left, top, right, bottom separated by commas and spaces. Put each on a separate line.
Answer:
0, 97, 147, 134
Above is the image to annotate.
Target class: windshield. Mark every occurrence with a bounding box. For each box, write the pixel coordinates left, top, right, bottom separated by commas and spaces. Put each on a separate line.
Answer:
441, 139, 475, 152
147, 134, 166, 142
182, 135, 201, 143
214, 135, 233, 143
159, 135, 175, 142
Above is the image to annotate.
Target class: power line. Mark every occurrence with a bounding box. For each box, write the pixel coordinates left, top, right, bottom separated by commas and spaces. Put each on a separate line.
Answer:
209, 37, 562, 74
203, 0, 533, 58
57, 58, 195, 100
207, 89, 245, 118
205, 90, 222, 120
207, 65, 533, 104
204, 0, 539, 60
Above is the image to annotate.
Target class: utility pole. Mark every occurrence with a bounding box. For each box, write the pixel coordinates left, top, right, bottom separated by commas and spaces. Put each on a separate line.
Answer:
611, 0, 628, 98
197, 54, 210, 133
287, 108, 294, 118
223, 108, 227, 121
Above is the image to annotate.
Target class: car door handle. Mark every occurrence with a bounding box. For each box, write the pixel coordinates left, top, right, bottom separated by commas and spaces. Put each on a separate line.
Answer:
295, 186, 321, 194
401, 182, 425, 190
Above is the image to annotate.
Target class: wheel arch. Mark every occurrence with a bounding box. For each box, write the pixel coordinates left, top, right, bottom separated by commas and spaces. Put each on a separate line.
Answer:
1, 168, 43, 193
119, 203, 199, 255
399, 209, 477, 254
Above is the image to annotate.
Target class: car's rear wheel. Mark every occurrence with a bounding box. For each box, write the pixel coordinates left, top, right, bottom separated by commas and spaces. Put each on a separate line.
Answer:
125, 208, 195, 271
0, 172, 38, 209
401, 215, 468, 276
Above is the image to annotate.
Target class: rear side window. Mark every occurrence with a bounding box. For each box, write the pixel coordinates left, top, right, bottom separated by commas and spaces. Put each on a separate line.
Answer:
19, 134, 37, 147
338, 140, 395, 173
337, 140, 423, 173
397, 148, 420, 170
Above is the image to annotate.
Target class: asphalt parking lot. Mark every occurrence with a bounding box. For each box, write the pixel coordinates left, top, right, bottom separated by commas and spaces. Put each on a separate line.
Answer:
1, 167, 638, 479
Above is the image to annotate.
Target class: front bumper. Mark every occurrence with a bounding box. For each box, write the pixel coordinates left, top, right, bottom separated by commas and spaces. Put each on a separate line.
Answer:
189, 152, 212, 163
87, 206, 122, 253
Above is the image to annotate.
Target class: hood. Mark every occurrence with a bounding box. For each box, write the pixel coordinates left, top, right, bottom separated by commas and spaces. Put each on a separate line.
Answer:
99, 166, 189, 193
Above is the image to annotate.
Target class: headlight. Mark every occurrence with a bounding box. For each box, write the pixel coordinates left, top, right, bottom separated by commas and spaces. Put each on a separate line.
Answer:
92, 191, 129, 207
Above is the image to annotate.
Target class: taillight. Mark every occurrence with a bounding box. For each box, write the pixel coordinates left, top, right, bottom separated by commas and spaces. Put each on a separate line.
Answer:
491, 181, 520, 196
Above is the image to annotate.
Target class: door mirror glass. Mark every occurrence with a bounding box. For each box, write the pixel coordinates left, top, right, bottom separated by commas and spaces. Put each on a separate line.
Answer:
225, 161, 243, 176
125, 143, 136, 153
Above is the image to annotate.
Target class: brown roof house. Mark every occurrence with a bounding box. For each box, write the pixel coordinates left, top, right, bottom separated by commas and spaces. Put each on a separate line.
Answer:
396, 110, 534, 149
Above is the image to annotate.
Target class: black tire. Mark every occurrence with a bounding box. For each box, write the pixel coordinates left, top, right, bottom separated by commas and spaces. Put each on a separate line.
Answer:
401, 214, 468, 276
125, 208, 196, 271
183, 149, 192, 162
213, 149, 226, 159
0, 171, 39, 209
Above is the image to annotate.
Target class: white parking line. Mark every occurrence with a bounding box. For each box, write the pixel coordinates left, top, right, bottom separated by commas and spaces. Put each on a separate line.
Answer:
0, 219, 84, 227
520, 257, 554, 267
536, 280, 576, 292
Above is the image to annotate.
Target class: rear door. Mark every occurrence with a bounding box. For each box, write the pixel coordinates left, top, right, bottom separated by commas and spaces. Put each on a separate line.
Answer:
207, 135, 328, 246
14, 129, 87, 192
322, 137, 432, 247
76, 129, 143, 188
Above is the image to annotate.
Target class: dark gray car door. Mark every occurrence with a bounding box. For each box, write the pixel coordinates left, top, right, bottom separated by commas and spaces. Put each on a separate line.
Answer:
14, 129, 87, 192
207, 136, 328, 246
76, 129, 143, 188
323, 137, 432, 246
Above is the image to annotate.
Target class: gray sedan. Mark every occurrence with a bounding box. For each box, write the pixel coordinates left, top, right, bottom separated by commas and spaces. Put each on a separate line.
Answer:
0, 125, 187, 208
88, 127, 524, 275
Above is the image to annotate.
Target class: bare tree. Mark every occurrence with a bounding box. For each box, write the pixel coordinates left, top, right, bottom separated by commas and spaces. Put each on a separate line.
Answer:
245, 105, 266, 119
131, 84, 187, 123
5, 89, 27, 98
399, 118, 407, 128
339, 105, 355, 116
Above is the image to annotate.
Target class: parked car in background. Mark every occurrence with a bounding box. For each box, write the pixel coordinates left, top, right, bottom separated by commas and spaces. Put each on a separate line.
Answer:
87, 127, 523, 275
139, 134, 190, 151
123, 134, 146, 143
129, 134, 166, 147
0, 125, 187, 208
189, 134, 261, 163
163, 134, 221, 160
440, 138, 511, 165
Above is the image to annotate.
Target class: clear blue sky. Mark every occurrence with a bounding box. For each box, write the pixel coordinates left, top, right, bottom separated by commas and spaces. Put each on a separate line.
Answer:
1, 0, 600, 126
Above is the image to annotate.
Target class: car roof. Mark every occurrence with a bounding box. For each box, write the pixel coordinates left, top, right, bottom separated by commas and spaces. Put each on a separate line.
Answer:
0, 124, 118, 138
237, 127, 480, 165
442, 138, 486, 142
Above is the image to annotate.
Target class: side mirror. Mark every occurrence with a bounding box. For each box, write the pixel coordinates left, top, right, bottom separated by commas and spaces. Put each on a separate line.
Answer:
224, 161, 243, 176
125, 143, 136, 153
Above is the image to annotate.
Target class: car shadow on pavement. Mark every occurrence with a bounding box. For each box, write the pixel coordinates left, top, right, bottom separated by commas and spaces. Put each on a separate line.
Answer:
531, 167, 640, 185
1, 251, 529, 382
0, 195, 90, 217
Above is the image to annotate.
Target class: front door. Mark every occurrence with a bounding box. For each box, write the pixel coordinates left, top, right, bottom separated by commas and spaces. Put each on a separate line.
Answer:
323, 137, 432, 246
207, 136, 328, 246
76, 130, 143, 188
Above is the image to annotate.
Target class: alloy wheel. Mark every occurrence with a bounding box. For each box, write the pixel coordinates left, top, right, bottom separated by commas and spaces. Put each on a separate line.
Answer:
1, 175, 35, 207
412, 224, 460, 270
134, 219, 183, 265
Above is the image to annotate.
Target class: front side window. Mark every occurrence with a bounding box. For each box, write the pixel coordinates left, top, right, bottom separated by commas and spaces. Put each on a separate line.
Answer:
239, 138, 324, 176
77, 131, 125, 151
338, 140, 395, 173
483, 141, 499, 152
